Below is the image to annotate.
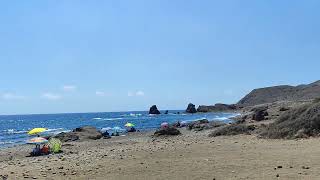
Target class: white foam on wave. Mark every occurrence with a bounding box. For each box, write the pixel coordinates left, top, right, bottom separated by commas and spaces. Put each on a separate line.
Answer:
121, 113, 142, 117
92, 118, 103, 120
0, 141, 14, 145
213, 117, 229, 121
45, 128, 70, 135
103, 118, 124, 121
2, 129, 28, 135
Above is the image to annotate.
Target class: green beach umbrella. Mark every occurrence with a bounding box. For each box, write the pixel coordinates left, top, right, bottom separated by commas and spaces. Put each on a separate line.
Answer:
125, 123, 135, 127
48, 138, 62, 153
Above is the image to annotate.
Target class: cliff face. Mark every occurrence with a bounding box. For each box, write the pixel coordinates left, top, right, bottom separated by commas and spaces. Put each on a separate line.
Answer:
237, 80, 320, 107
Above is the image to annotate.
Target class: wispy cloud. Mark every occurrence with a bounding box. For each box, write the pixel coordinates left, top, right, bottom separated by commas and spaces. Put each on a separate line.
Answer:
42, 93, 62, 100
1, 93, 26, 100
127, 92, 134, 97
95, 91, 110, 97
128, 91, 145, 97
136, 91, 145, 96
62, 85, 77, 92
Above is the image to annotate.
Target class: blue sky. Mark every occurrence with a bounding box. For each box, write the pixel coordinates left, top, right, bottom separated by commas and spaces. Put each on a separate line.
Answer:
0, 0, 320, 114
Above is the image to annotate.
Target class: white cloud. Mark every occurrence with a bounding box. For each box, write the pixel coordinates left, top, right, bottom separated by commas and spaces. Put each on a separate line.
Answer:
127, 92, 134, 97
136, 91, 145, 96
128, 91, 145, 97
1, 93, 26, 100
95, 91, 106, 97
42, 93, 62, 100
62, 85, 77, 92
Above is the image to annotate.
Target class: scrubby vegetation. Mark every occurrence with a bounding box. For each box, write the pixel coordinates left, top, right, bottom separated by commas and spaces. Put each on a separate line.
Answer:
261, 101, 320, 139
209, 124, 255, 137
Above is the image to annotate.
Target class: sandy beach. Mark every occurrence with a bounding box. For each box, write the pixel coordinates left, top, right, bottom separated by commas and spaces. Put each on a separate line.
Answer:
1, 128, 320, 180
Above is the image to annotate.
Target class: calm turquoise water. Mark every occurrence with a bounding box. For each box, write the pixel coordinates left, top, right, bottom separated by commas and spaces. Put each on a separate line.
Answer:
0, 111, 237, 148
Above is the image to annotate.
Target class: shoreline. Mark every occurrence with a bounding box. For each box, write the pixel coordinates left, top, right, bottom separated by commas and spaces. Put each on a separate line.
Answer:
0, 112, 240, 149
1, 128, 319, 179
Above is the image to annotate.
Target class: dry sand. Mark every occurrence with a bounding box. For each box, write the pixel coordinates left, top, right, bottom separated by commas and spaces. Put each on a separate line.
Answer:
1, 129, 320, 180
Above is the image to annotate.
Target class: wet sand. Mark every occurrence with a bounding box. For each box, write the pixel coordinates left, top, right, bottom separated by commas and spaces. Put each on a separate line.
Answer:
1, 129, 320, 180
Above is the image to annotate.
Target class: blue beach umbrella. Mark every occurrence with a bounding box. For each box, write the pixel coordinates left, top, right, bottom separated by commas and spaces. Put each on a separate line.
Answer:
101, 127, 112, 133
112, 126, 125, 133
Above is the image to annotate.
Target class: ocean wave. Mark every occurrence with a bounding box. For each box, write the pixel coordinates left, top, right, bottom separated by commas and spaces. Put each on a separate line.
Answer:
213, 117, 229, 121
44, 128, 70, 135
0, 141, 15, 145
103, 118, 123, 121
92, 118, 103, 120
2, 129, 28, 135
121, 113, 142, 117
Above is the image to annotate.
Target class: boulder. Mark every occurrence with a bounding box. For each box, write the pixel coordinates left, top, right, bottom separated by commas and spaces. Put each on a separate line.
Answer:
54, 126, 103, 142
149, 105, 161, 114
279, 107, 290, 111
252, 107, 269, 121
187, 119, 209, 131
154, 127, 181, 136
186, 103, 197, 113
187, 119, 226, 131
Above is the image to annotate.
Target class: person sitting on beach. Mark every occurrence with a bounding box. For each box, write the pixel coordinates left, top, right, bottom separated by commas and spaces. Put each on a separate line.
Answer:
111, 132, 120, 136
102, 130, 111, 139
31, 144, 41, 156
41, 144, 50, 155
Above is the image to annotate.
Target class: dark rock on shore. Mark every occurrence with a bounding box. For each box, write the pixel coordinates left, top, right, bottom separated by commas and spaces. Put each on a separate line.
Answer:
187, 119, 209, 131
279, 107, 290, 111
197, 103, 237, 112
149, 105, 161, 114
237, 80, 320, 107
187, 119, 225, 131
55, 126, 103, 142
154, 127, 181, 136
186, 103, 197, 113
252, 106, 269, 121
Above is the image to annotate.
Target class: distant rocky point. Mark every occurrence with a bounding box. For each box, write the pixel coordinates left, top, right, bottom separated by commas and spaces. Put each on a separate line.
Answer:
149, 105, 161, 114
197, 103, 238, 112
237, 80, 320, 107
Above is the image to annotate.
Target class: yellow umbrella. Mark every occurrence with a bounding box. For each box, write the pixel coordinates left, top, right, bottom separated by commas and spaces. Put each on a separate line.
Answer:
125, 123, 135, 127
28, 128, 47, 135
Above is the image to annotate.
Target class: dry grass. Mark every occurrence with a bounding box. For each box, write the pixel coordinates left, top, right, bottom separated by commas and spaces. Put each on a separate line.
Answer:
209, 124, 255, 137
261, 101, 320, 139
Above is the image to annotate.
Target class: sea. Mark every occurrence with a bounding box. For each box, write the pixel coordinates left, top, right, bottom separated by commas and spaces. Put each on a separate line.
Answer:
0, 111, 238, 148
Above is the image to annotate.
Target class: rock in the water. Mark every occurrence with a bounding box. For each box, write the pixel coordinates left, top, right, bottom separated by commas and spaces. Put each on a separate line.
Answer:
55, 126, 103, 142
154, 127, 181, 136
149, 105, 161, 114
186, 103, 197, 113
252, 106, 269, 121
164, 110, 169, 114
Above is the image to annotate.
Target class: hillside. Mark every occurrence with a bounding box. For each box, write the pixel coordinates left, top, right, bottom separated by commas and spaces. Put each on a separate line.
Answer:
237, 80, 320, 107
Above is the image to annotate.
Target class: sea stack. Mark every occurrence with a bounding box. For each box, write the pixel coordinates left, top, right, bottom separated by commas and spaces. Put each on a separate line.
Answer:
186, 103, 197, 113
149, 105, 161, 114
